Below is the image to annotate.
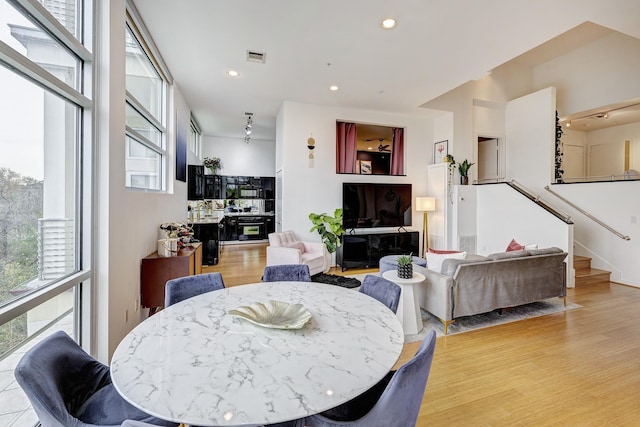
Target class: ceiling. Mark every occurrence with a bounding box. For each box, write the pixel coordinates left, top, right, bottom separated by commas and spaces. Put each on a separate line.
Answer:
130, 0, 640, 141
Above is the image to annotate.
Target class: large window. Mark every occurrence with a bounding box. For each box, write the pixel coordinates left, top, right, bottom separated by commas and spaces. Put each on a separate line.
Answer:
125, 21, 167, 190
189, 116, 202, 158
0, 0, 92, 424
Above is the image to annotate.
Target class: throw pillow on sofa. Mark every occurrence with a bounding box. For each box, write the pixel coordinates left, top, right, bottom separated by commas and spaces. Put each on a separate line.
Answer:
426, 251, 466, 273
505, 239, 524, 251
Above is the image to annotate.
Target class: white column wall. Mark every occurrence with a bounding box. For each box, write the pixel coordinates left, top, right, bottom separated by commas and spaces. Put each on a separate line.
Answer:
96, 0, 191, 362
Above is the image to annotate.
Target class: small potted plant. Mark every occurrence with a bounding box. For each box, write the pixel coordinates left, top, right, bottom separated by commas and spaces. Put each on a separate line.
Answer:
396, 254, 413, 279
203, 157, 222, 175
457, 159, 475, 185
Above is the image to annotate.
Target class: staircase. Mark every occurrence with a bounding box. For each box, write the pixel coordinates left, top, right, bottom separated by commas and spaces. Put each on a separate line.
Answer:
574, 255, 611, 286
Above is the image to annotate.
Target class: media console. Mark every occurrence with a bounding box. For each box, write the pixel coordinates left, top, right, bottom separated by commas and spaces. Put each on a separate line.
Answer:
336, 230, 419, 271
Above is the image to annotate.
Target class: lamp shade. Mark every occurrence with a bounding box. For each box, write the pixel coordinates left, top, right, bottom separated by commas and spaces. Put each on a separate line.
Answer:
416, 196, 436, 212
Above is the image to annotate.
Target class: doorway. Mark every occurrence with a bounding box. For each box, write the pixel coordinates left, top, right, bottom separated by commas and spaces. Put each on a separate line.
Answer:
477, 135, 505, 182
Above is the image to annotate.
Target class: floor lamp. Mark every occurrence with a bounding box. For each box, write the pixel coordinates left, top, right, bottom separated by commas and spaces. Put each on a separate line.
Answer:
416, 197, 436, 256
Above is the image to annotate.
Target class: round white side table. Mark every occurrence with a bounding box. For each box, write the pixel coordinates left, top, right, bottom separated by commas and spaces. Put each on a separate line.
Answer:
382, 270, 425, 335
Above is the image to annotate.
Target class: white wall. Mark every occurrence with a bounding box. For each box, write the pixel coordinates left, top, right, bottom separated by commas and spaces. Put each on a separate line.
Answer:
276, 101, 433, 247
586, 122, 640, 171
202, 136, 276, 177
476, 184, 573, 256
534, 31, 640, 115
96, 1, 192, 361
505, 87, 557, 188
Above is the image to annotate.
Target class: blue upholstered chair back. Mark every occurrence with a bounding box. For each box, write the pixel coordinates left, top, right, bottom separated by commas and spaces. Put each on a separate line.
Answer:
359, 274, 402, 313
164, 272, 225, 307
14, 331, 177, 427
262, 264, 311, 282
304, 329, 437, 427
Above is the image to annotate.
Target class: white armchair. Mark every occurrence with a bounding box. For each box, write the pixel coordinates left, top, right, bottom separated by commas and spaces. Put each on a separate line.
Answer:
266, 230, 330, 276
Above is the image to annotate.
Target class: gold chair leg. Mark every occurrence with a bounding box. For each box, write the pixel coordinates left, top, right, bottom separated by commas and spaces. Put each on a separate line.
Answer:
562, 296, 567, 307
442, 319, 454, 335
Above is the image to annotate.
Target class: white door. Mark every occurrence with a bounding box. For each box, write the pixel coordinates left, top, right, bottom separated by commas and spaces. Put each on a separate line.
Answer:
562, 144, 585, 181
478, 138, 499, 182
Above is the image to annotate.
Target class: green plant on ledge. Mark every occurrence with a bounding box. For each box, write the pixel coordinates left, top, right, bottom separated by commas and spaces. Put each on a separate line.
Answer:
309, 208, 345, 254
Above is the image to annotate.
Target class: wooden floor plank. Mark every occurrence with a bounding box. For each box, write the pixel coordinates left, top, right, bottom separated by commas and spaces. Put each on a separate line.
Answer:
204, 243, 640, 426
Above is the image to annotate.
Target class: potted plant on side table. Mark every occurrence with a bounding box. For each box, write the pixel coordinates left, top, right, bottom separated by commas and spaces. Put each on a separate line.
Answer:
396, 254, 413, 279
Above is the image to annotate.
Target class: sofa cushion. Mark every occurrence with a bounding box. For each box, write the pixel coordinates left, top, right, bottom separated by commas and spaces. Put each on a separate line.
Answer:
440, 256, 488, 276
527, 247, 564, 256
488, 250, 530, 260
284, 241, 306, 253
426, 251, 466, 273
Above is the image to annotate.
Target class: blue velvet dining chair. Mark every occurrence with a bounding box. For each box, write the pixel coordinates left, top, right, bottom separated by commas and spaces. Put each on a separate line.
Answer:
303, 329, 437, 427
14, 331, 178, 427
164, 272, 225, 307
262, 264, 311, 282
359, 274, 402, 313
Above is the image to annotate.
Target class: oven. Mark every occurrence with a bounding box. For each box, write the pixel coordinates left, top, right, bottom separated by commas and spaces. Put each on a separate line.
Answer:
237, 216, 266, 240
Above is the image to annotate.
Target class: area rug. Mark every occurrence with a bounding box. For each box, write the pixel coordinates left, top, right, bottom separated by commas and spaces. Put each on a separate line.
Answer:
404, 298, 581, 343
312, 273, 362, 289
346, 273, 581, 343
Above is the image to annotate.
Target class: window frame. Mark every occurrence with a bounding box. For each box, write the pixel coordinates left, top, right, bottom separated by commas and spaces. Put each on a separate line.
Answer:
0, 0, 94, 351
124, 15, 169, 191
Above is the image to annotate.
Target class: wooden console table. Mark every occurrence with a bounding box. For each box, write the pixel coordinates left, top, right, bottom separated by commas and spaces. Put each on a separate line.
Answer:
140, 242, 202, 313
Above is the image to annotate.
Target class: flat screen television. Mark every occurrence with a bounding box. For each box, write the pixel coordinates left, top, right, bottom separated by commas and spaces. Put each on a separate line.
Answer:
342, 183, 412, 229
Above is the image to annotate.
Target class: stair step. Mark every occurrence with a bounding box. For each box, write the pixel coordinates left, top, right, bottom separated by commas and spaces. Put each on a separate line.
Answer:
573, 255, 592, 272
575, 267, 611, 286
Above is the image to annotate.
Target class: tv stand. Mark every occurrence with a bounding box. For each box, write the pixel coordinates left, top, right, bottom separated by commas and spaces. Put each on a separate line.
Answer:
337, 230, 419, 271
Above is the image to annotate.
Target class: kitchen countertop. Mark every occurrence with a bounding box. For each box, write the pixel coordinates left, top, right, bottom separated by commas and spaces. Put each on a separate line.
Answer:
189, 212, 275, 224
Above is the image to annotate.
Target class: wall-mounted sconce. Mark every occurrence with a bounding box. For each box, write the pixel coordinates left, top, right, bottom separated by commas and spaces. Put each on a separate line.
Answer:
307, 135, 315, 168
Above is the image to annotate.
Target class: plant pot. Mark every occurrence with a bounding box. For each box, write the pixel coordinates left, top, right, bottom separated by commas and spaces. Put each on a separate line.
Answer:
397, 263, 413, 279
460, 176, 469, 185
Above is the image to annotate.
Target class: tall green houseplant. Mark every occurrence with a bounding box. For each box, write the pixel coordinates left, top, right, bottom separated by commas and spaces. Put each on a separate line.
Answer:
309, 208, 345, 253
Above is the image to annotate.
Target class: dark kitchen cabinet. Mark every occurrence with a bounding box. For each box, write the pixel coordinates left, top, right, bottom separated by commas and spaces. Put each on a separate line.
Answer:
191, 223, 219, 265
265, 216, 275, 235
188, 165, 204, 200
204, 175, 222, 199
261, 177, 275, 199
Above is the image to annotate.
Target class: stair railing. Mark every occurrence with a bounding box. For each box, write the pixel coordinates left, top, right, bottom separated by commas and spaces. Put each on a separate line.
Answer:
544, 185, 631, 241
507, 180, 573, 224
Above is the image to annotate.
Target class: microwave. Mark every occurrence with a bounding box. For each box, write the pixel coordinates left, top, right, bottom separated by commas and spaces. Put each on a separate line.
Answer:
240, 188, 260, 198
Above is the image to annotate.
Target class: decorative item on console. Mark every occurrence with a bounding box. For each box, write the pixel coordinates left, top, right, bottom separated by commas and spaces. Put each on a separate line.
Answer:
159, 222, 196, 247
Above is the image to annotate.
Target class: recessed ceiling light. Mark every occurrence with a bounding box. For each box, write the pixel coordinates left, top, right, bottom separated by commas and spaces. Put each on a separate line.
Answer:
381, 18, 396, 29
329, 85, 339, 91
227, 70, 239, 77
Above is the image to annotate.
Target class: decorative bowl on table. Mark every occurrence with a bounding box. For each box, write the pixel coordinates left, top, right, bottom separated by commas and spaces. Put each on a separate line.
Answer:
228, 300, 312, 329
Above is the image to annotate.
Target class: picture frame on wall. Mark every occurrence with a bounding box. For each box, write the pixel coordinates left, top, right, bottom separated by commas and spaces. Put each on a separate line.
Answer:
433, 140, 448, 164
360, 160, 372, 174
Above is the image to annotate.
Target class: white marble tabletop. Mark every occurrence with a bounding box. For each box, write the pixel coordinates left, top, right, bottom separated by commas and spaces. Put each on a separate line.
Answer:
111, 281, 404, 426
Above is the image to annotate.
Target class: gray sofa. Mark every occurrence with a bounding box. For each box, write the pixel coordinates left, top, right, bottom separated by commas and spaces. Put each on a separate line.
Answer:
413, 247, 568, 334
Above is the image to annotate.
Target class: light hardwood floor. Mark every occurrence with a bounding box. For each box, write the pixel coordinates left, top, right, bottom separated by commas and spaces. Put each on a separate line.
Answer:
204, 242, 640, 426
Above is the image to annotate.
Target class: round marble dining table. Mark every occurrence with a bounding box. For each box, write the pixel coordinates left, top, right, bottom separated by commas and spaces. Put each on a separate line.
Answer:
110, 281, 404, 426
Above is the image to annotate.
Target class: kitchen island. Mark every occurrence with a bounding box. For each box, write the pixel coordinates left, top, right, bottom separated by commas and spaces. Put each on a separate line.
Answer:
189, 212, 275, 265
